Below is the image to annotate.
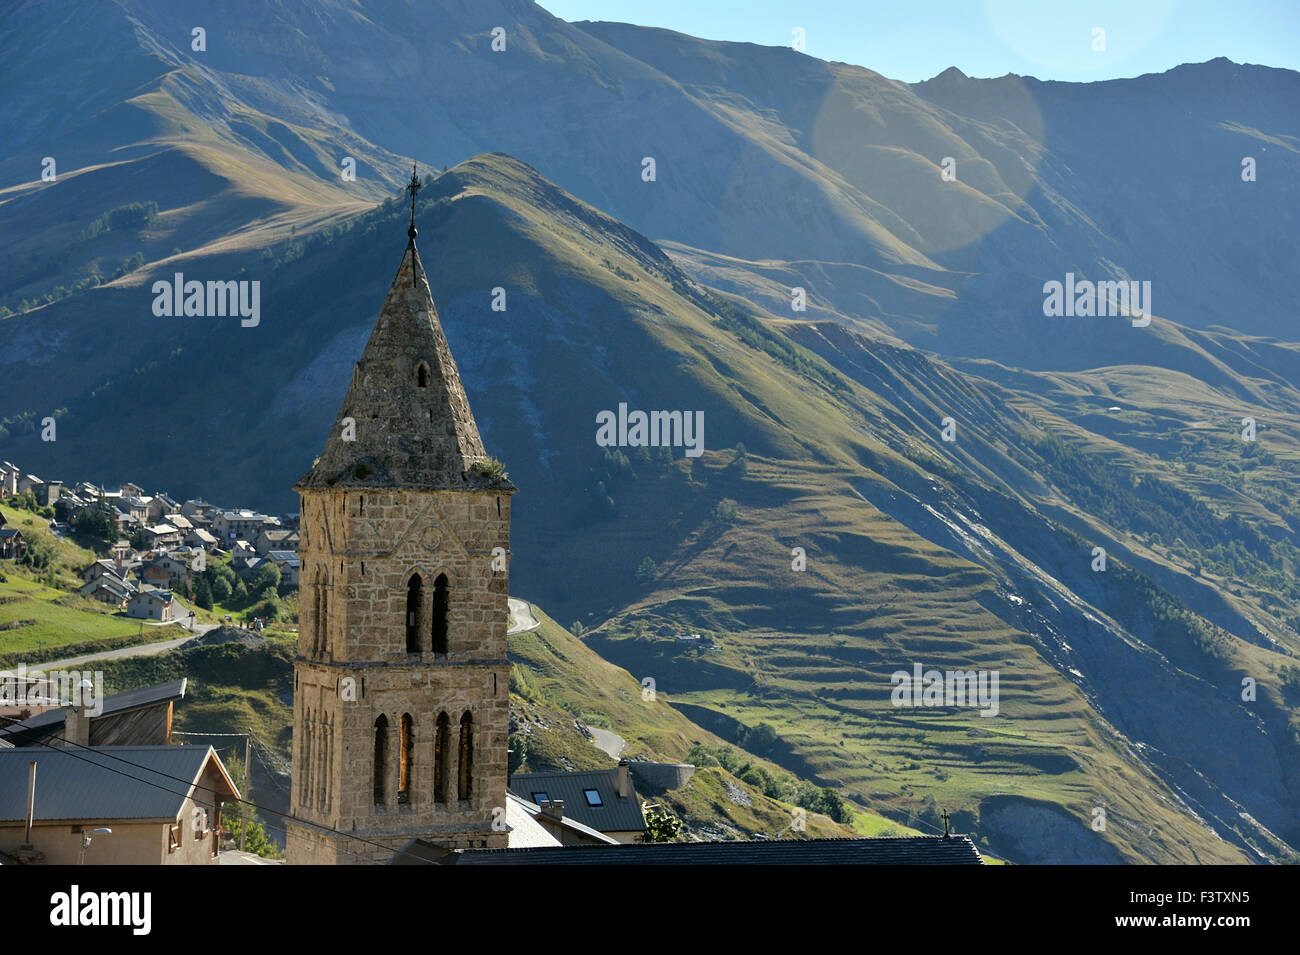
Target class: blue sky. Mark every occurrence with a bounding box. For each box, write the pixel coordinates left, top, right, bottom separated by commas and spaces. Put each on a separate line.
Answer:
539, 0, 1300, 82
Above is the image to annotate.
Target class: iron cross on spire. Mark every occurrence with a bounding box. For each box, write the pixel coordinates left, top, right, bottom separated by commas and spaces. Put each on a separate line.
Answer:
406, 161, 422, 243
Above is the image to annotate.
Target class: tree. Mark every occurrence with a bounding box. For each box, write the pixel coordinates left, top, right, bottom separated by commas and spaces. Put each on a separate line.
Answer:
712, 498, 739, 523
221, 812, 282, 858
211, 576, 233, 602
194, 576, 213, 610
641, 804, 682, 843
252, 561, 281, 595
19, 532, 56, 571
635, 557, 658, 586
72, 505, 117, 548
508, 732, 528, 774
810, 786, 851, 824
731, 442, 748, 477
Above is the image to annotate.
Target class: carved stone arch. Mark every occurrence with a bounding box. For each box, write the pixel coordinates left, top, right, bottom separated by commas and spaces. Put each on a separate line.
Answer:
426, 565, 457, 655
433, 711, 451, 804
313, 563, 330, 656
372, 714, 389, 808
398, 713, 414, 806
457, 710, 474, 802
403, 568, 427, 654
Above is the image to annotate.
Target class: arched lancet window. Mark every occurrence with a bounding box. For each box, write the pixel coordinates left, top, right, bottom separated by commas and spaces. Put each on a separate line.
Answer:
434, 712, 450, 804
373, 714, 388, 806
302, 708, 314, 808
405, 574, 423, 653
431, 573, 449, 654
314, 568, 328, 656
416, 362, 430, 388
457, 711, 473, 802
398, 713, 414, 805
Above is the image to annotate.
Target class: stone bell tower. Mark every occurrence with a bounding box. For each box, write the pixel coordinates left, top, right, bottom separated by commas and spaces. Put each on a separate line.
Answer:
285, 183, 515, 864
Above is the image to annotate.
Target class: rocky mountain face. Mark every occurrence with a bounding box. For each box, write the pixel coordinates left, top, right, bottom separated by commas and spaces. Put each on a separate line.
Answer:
1, 0, 1297, 863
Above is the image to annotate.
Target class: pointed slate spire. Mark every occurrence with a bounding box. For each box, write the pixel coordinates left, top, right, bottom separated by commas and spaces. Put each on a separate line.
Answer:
296, 239, 511, 492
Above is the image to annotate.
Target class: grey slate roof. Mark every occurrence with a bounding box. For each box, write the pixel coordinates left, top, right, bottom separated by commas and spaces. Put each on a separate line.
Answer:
0, 744, 229, 822
0, 678, 187, 747
509, 769, 645, 833
505, 792, 617, 845
296, 241, 514, 494
394, 835, 985, 865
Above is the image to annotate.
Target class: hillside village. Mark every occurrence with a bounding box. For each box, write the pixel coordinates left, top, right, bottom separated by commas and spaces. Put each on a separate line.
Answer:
0, 459, 299, 625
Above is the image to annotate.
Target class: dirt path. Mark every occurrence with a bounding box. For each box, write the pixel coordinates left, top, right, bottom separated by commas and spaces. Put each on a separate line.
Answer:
589, 727, 626, 758
37, 623, 218, 671
507, 597, 540, 634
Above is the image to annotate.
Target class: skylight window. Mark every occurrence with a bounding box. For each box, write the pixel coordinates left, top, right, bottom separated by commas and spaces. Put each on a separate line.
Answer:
583, 788, 603, 807
531, 792, 549, 805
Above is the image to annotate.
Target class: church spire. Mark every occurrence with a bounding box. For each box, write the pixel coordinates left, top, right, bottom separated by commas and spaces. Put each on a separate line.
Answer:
296, 236, 512, 493
406, 161, 421, 245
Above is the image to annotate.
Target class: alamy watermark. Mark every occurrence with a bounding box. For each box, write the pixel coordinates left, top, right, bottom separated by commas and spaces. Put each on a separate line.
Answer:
1042, 272, 1151, 327
596, 403, 704, 457
0, 665, 103, 716
151, 273, 260, 327
891, 663, 999, 716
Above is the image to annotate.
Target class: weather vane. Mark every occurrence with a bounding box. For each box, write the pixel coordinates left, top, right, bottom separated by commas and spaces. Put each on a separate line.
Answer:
406, 161, 422, 242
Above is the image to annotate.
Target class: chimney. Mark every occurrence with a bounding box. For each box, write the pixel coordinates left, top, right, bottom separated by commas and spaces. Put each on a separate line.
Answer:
539, 799, 564, 821
64, 703, 92, 748
62, 679, 95, 748
616, 759, 631, 798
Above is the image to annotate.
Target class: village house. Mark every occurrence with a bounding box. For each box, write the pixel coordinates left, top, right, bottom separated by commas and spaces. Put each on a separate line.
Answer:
509, 763, 647, 843
33, 480, 62, 507
0, 528, 26, 561
81, 558, 126, 585
53, 490, 86, 514
120, 496, 152, 523
266, 549, 300, 586
127, 589, 175, 622
180, 498, 219, 520
254, 527, 299, 556
141, 563, 174, 590
232, 553, 265, 582
184, 527, 219, 550
118, 482, 145, 499
80, 574, 134, 607
149, 493, 180, 520
143, 523, 182, 550
0, 745, 239, 865
17, 474, 42, 496
150, 553, 194, 591
0, 463, 19, 498
213, 510, 279, 544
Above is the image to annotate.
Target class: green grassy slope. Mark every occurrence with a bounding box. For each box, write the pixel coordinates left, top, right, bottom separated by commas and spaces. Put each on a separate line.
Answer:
1, 154, 1293, 863
0, 510, 186, 666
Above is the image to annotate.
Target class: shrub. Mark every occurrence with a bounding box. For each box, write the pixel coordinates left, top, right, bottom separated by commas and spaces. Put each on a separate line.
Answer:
471, 457, 506, 479
635, 556, 658, 586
